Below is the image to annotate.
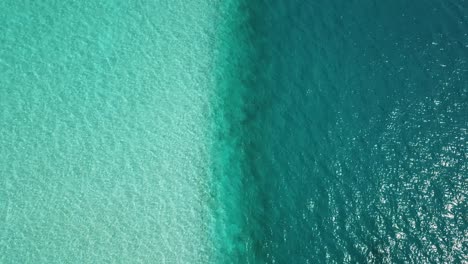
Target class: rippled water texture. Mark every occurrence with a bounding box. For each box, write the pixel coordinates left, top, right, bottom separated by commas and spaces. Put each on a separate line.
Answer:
235, 0, 468, 263
0, 1, 242, 263
1, 0, 467, 263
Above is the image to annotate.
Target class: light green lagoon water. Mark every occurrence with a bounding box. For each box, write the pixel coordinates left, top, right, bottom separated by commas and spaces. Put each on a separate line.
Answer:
0, 1, 245, 263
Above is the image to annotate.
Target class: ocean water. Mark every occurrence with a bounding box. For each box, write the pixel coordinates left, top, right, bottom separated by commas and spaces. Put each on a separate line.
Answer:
0, 1, 241, 263
234, 0, 468, 263
1, 0, 467, 263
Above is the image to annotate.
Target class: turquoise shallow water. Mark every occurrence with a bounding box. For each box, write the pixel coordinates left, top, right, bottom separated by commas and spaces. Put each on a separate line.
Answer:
1, 0, 467, 263
0, 1, 243, 263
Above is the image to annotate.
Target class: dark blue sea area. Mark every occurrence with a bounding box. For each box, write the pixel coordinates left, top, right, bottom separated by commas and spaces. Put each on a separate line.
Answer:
237, 0, 468, 262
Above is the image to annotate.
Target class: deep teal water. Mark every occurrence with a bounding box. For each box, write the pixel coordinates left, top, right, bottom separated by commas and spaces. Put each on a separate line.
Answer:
234, 0, 467, 262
